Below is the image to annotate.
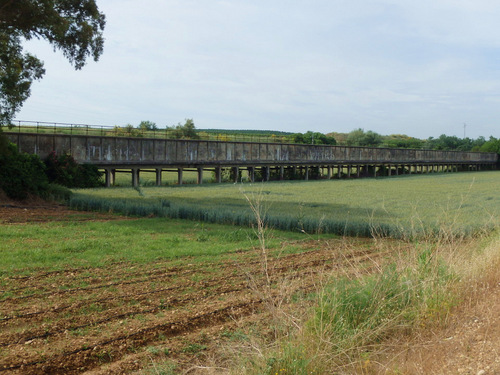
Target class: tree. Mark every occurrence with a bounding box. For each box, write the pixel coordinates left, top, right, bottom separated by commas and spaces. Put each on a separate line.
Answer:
138, 120, 158, 131
0, 0, 106, 125
292, 131, 336, 145
384, 136, 424, 149
346, 128, 382, 147
479, 136, 500, 154
168, 118, 198, 139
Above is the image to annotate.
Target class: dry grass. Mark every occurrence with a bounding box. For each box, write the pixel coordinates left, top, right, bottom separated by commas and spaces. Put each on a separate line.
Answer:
219, 226, 500, 375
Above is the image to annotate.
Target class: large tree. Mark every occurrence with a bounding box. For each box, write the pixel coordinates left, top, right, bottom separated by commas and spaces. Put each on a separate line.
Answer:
0, 0, 105, 125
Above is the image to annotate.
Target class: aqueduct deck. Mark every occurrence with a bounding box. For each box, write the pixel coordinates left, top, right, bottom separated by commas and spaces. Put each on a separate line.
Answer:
5, 132, 498, 187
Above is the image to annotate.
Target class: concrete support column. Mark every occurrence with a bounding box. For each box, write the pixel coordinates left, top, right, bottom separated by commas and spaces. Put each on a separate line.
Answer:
215, 167, 222, 183
155, 168, 162, 186
232, 167, 239, 183
197, 167, 204, 184
104, 168, 115, 187
347, 165, 352, 178
178, 168, 183, 185
338, 165, 342, 179
388, 164, 392, 176
248, 167, 255, 182
264, 166, 270, 182
305, 166, 309, 181
327, 166, 332, 179
373, 165, 377, 178
395, 164, 399, 176
357, 165, 361, 178
132, 168, 140, 188
279, 166, 284, 180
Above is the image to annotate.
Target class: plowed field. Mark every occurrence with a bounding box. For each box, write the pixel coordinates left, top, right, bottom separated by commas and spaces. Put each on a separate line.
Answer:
0, 203, 388, 374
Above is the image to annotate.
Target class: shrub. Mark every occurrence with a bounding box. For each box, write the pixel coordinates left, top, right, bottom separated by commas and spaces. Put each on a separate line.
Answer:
0, 139, 49, 200
44, 151, 103, 188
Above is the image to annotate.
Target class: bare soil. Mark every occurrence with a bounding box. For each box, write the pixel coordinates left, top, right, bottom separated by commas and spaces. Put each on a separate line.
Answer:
1, 201, 498, 375
375, 281, 500, 375
0, 201, 385, 374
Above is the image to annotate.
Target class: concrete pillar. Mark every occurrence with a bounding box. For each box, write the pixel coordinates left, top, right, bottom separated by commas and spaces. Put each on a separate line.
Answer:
338, 165, 342, 179
197, 167, 204, 184
347, 165, 352, 178
132, 168, 139, 188
327, 166, 332, 179
388, 164, 392, 176
215, 167, 222, 183
357, 165, 361, 178
104, 168, 114, 187
395, 164, 399, 176
305, 166, 309, 180
373, 165, 377, 178
155, 168, 162, 186
178, 168, 183, 185
279, 166, 284, 180
264, 166, 270, 181
248, 167, 255, 182
232, 167, 239, 183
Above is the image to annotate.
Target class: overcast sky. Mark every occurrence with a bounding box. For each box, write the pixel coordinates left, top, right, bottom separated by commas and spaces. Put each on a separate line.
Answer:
16, 0, 500, 139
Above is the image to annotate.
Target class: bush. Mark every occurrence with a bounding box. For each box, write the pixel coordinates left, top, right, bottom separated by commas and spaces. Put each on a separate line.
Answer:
0, 139, 49, 200
44, 151, 103, 188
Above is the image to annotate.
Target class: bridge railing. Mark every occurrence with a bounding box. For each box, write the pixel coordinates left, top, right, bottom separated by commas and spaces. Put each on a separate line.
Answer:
8, 120, 296, 144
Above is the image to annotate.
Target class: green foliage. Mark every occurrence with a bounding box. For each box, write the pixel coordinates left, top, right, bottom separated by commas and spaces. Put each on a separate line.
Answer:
384, 135, 424, 149
425, 134, 487, 152
0, 139, 49, 199
44, 151, 104, 188
346, 128, 383, 147
292, 131, 337, 145
0, 0, 105, 124
112, 124, 143, 137
138, 120, 158, 131
167, 118, 198, 139
0, 33, 45, 125
258, 245, 460, 375
479, 136, 500, 154
181, 343, 207, 354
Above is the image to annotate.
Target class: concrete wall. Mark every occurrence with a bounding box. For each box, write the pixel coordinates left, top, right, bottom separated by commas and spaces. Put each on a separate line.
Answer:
5, 132, 498, 166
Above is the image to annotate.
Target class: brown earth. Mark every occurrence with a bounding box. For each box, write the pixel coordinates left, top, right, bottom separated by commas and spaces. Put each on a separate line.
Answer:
1, 201, 498, 374
374, 279, 500, 375
0, 201, 388, 374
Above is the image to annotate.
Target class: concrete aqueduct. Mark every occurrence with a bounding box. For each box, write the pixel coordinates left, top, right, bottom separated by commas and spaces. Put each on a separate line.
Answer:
5, 132, 498, 187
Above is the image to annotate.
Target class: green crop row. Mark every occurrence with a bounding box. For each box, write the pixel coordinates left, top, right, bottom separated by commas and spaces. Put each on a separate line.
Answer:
73, 172, 500, 239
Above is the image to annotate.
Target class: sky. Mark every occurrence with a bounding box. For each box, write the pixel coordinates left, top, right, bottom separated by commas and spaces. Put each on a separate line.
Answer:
16, 0, 500, 139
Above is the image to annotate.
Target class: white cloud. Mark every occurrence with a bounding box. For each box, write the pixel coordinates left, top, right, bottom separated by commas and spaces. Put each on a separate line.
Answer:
16, 0, 500, 139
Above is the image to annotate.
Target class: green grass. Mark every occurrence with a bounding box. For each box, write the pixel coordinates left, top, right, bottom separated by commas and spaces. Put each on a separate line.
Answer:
112, 170, 207, 186
0, 217, 317, 277
72, 172, 500, 238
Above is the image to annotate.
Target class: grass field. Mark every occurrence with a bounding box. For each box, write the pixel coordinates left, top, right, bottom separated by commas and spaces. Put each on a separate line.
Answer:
73, 171, 500, 238
0, 216, 321, 277
1, 171, 499, 374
